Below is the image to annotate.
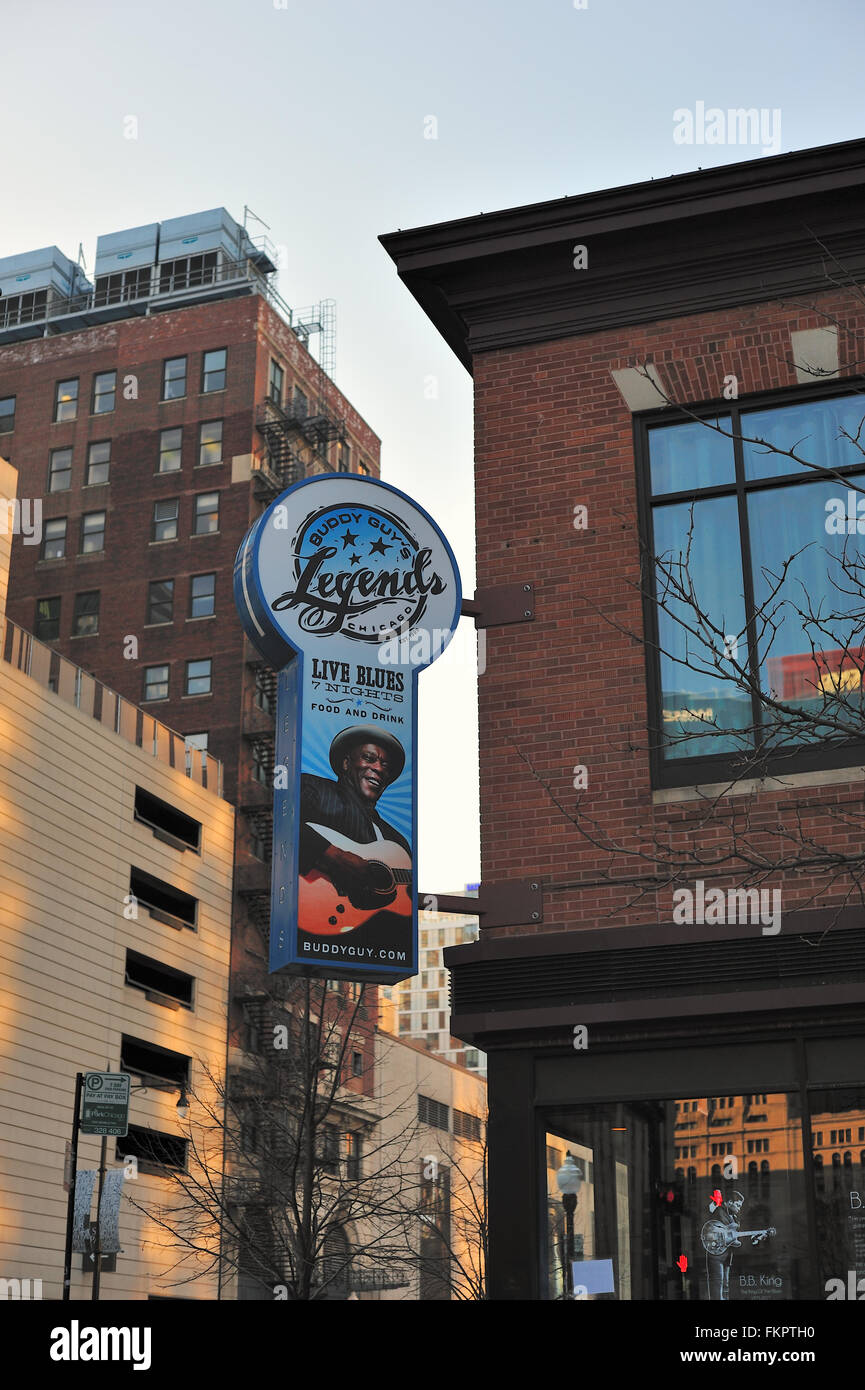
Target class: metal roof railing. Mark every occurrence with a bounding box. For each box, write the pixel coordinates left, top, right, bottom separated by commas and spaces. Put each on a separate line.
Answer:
0, 616, 223, 796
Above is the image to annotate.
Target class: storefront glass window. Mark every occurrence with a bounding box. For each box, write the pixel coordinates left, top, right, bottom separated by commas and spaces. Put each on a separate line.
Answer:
544, 1093, 809, 1300
809, 1087, 865, 1298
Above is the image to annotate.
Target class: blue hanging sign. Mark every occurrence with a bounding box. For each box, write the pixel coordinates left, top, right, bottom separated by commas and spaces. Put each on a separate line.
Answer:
234, 474, 461, 981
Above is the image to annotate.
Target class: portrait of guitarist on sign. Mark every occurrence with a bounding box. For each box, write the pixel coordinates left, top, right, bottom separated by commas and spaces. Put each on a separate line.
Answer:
298, 725, 412, 955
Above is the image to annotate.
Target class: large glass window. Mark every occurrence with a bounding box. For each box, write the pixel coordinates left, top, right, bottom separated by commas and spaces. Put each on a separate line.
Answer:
809, 1087, 865, 1296
544, 1093, 809, 1301
645, 391, 865, 778
0, 396, 15, 433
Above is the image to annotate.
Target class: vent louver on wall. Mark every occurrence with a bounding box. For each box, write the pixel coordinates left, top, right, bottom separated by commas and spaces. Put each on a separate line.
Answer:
450, 929, 865, 1016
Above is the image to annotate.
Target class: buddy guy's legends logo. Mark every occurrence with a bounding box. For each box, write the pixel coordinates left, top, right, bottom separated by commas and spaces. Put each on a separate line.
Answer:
271, 502, 446, 641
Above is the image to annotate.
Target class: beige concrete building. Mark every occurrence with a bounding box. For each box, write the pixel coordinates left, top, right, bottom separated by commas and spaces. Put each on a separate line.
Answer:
379, 908, 485, 1075
369, 1030, 487, 1300
0, 457, 234, 1300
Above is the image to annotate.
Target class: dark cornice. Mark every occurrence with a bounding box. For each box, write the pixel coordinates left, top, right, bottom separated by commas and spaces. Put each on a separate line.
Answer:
380, 138, 865, 371
443, 907, 865, 1042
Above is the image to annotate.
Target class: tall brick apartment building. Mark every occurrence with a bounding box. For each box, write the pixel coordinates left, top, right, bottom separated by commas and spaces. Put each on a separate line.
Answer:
0, 209, 381, 1093
383, 140, 865, 1301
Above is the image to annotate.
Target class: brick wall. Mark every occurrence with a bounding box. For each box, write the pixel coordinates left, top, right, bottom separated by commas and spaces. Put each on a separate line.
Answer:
473, 287, 865, 936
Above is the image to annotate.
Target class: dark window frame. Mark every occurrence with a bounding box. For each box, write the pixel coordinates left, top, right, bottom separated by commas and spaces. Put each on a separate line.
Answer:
48, 447, 73, 493
185, 657, 212, 696
79, 509, 106, 554
147, 578, 175, 626
85, 439, 111, 487
91, 370, 117, 415
635, 378, 865, 789
34, 596, 61, 641
201, 347, 227, 394
193, 491, 219, 535
143, 663, 170, 702
161, 356, 187, 401
189, 572, 216, 619
54, 377, 79, 422
158, 427, 183, 474
197, 419, 223, 467
41, 516, 67, 561
71, 590, 100, 637
152, 498, 180, 542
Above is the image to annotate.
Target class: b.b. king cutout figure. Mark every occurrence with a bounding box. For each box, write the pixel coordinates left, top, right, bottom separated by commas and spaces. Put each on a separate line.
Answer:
234, 474, 461, 982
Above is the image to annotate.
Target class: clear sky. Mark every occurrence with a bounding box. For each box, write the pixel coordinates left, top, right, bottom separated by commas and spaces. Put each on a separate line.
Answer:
3, 0, 864, 889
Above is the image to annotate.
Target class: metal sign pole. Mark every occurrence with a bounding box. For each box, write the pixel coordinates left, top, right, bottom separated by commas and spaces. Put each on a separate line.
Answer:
91, 1133, 108, 1300
62, 1072, 83, 1302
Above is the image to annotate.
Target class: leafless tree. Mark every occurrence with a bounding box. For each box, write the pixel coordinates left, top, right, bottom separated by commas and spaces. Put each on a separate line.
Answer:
124, 974, 424, 1300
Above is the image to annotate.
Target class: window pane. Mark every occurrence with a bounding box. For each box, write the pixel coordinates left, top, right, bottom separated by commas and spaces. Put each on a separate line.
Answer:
544, 1095, 808, 1301
163, 358, 187, 400
86, 441, 111, 486
0, 396, 15, 432
159, 428, 182, 472
202, 349, 226, 393
153, 499, 179, 541
72, 591, 100, 636
269, 360, 283, 404
55, 379, 78, 422
35, 597, 60, 640
653, 495, 751, 759
198, 420, 223, 466
186, 659, 212, 695
190, 573, 215, 618
48, 448, 72, 492
81, 512, 106, 553
743, 395, 865, 482
194, 493, 219, 534
42, 518, 67, 559
649, 417, 734, 495
749, 473, 865, 744
144, 665, 169, 700
92, 370, 116, 414
148, 579, 174, 624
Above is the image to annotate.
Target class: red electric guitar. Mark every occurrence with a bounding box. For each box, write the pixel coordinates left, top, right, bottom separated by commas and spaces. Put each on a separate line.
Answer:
299, 822, 413, 935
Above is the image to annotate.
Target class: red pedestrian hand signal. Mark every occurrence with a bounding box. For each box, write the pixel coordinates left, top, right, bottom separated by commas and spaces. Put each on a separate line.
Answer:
676, 1254, 688, 1273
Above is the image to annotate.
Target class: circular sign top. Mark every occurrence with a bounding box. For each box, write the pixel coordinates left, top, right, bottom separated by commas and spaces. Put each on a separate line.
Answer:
235, 474, 461, 670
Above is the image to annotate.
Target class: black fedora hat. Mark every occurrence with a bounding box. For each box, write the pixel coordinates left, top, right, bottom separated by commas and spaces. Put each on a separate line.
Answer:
329, 725, 406, 781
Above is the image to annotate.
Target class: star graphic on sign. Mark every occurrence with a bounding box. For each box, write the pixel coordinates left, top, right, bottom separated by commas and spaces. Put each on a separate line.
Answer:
369, 537, 392, 555
349, 552, 361, 565
341, 530, 358, 548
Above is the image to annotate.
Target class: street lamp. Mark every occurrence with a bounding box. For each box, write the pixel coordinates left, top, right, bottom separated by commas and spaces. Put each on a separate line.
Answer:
175, 1084, 189, 1120
555, 1152, 584, 1299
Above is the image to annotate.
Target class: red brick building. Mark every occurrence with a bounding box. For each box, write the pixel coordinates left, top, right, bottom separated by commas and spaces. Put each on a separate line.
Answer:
383, 140, 865, 1301
0, 210, 382, 1134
